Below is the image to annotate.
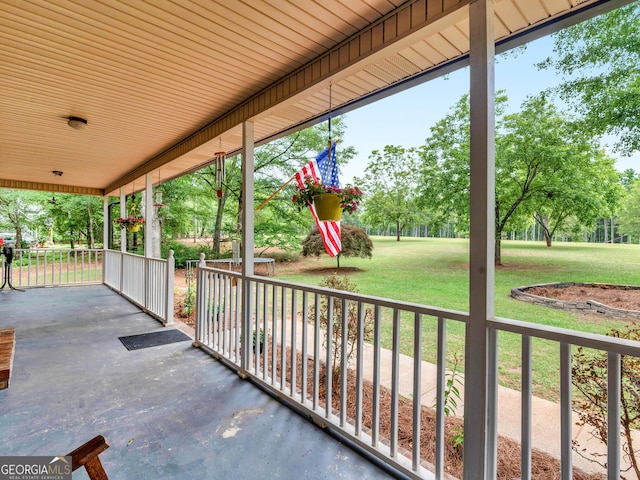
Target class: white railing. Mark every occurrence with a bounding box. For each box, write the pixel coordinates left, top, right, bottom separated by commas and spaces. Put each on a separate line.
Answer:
194, 265, 640, 480
488, 317, 640, 480
103, 249, 175, 325
1, 248, 102, 288
194, 265, 468, 479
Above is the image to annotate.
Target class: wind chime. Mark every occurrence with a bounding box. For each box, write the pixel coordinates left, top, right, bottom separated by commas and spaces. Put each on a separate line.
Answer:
214, 138, 226, 199
154, 169, 164, 207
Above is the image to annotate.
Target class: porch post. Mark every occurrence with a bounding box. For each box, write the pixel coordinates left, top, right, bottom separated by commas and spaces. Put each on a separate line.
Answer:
144, 174, 153, 311
119, 188, 127, 253
119, 188, 126, 292
145, 173, 153, 258
240, 120, 255, 373
102, 196, 108, 284
465, 0, 495, 479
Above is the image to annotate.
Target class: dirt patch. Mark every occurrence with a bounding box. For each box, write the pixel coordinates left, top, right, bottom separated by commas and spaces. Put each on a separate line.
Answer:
526, 285, 640, 311
299, 266, 363, 275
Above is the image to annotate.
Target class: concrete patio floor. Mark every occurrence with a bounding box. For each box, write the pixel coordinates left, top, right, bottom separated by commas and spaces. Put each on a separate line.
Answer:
0, 285, 395, 479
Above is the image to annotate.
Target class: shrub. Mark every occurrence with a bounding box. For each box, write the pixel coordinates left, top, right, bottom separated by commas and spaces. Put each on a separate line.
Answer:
301, 224, 373, 268
313, 275, 374, 385
572, 323, 640, 477
162, 241, 210, 268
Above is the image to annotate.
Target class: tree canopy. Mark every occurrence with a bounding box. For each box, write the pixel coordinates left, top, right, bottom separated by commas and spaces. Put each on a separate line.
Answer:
418, 93, 621, 264
539, 3, 640, 156
357, 145, 423, 241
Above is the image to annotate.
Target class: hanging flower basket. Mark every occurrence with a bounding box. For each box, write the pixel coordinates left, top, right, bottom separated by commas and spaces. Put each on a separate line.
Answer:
292, 176, 363, 221
114, 216, 145, 232
313, 193, 342, 221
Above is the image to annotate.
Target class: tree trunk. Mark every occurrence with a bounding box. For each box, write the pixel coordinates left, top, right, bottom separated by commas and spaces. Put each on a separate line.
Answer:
603, 217, 609, 243
544, 230, 552, 247
494, 236, 502, 265
396, 220, 400, 241
610, 217, 615, 244
87, 205, 95, 249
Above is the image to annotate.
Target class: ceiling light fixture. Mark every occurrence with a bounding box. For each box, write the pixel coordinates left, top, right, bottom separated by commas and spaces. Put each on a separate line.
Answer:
67, 116, 88, 130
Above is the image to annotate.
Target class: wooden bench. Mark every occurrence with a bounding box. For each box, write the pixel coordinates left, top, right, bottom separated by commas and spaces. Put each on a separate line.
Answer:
0, 328, 15, 389
67, 435, 110, 480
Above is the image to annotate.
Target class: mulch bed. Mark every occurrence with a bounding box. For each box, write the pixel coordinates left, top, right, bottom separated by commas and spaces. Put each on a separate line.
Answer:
250, 344, 604, 480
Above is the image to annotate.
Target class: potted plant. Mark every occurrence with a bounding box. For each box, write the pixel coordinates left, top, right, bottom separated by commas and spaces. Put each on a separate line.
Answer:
292, 176, 363, 221
114, 216, 145, 232
253, 328, 265, 353
241, 328, 265, 353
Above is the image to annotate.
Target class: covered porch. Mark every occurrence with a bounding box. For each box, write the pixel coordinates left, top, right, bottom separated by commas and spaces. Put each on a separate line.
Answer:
1, 0, 639, 478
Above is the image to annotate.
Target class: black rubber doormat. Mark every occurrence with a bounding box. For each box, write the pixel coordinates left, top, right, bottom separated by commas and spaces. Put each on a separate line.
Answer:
119, 329, 191, 351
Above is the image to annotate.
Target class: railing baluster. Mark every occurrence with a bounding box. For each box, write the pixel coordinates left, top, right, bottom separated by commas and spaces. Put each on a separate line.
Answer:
280, 285, 287, 392
435, 316, 446, 478
560, 342, 573, 480
607, 352, 621, 480
254, 282, 262, 375
390, 308, 400, 457
271, 284, 277, 387
372, 304, 381, 447
313, 293, 320, 411
487, 327, 498, 478
260, 282, 266, 377
301, 291, 309, 404
412, 312, 422, 472
235, 276, 242, 363
325, 295, 334, 419
291, 288, 298, 398
355, 301, 364, 436
521, 335, 532, 480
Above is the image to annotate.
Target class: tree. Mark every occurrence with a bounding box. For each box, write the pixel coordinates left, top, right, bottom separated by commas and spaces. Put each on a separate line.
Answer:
301, 224, 373, 268
419, 93, 618, 264
47, 194, 103, 248
357, 145, 423, 241
539, 3, 640, 156
618, 180, 640, 244
0, 189, 49, 248
499, 99, 622, 249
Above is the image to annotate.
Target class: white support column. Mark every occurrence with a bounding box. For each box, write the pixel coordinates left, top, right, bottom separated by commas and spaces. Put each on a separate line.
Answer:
164, 250, 175, 326
120, 188, 127, 253
145, 173, 153, 258
102, 196, 109, 284
464, 1, 496, 479
241, 120, 255, 373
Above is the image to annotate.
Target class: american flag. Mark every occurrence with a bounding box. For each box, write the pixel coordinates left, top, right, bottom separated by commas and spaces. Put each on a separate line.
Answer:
294, 142, 341, 257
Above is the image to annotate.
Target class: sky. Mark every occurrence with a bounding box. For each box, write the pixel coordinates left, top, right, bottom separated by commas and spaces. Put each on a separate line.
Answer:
337, 35, 638, 184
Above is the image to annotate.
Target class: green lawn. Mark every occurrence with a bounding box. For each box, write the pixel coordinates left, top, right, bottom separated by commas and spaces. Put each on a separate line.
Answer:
275, 237, 640, 399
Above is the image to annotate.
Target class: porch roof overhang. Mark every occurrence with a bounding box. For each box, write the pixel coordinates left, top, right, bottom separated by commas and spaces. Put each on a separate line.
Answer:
0, 0, 632, 198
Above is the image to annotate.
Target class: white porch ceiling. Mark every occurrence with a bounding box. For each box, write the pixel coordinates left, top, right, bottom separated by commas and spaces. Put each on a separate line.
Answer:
0, 0, 632, 196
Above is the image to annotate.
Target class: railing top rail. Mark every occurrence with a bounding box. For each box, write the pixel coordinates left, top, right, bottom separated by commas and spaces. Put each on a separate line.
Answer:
491, 316, 640, 357
105, 249, 168, 263
196, 265, 469, 322
14, 248, 103, 253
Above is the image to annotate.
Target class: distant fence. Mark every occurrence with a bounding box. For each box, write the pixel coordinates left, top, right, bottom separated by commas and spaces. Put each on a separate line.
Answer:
1, 248, 102, 288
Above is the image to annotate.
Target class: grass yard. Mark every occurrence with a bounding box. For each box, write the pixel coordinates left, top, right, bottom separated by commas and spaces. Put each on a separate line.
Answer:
274, 237, 640, 399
